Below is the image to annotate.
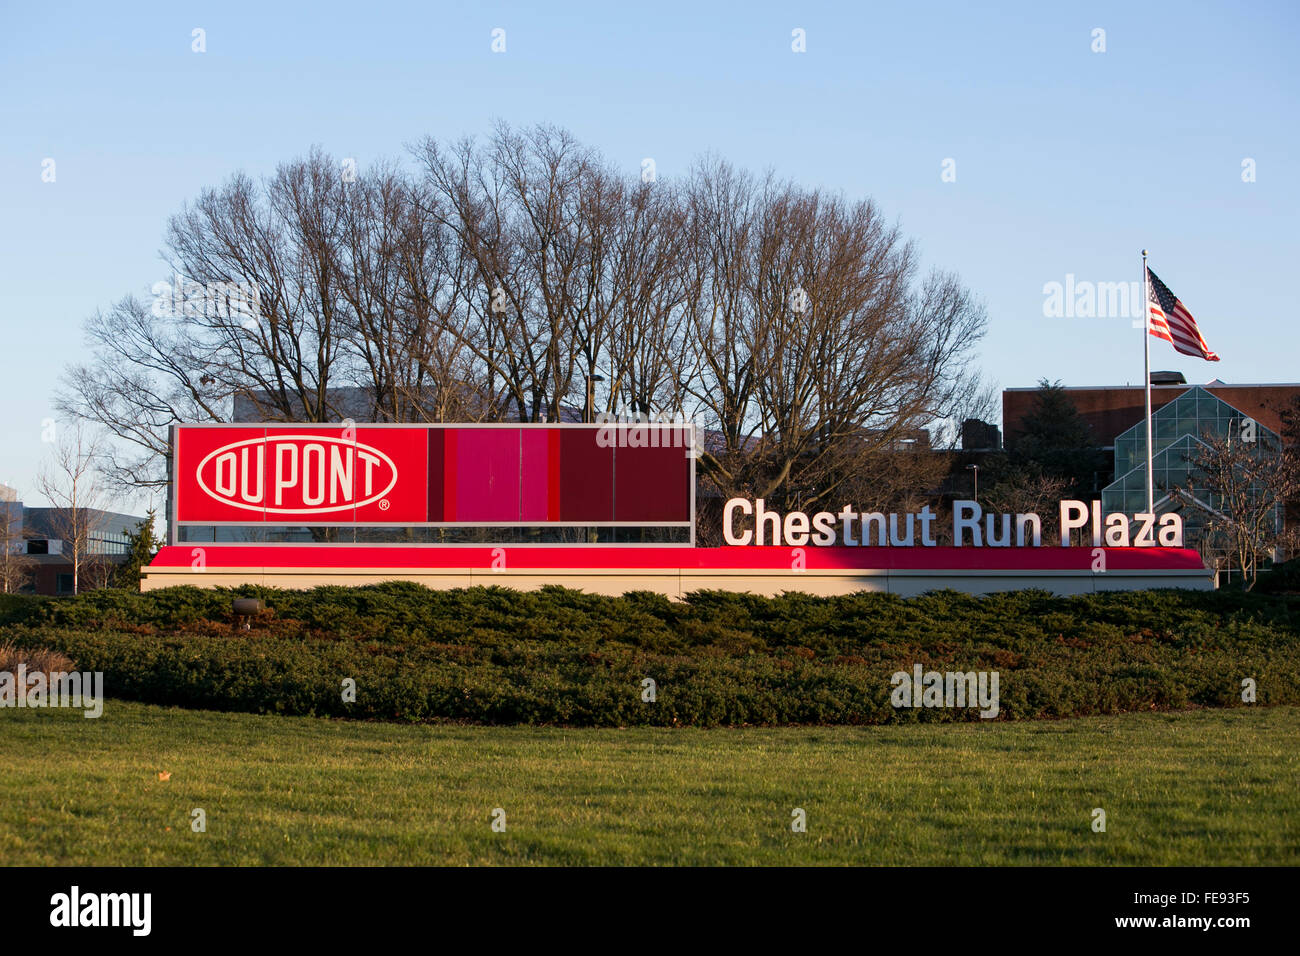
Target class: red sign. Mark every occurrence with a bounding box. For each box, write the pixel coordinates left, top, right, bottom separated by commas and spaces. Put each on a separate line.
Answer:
174, 424, 694, 526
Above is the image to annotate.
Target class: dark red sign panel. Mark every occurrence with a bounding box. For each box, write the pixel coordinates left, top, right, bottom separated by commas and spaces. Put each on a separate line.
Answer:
174, 424, 694, 526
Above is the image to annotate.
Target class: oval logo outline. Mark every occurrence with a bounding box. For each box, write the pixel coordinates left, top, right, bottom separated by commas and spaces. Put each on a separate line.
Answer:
194, 435, 398, 515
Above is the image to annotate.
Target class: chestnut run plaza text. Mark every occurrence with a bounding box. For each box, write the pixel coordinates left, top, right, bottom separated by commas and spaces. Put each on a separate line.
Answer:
722, 499, 1185, 548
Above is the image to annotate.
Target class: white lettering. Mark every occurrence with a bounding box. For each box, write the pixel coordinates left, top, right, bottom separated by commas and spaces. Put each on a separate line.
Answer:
723, 498, 752, 546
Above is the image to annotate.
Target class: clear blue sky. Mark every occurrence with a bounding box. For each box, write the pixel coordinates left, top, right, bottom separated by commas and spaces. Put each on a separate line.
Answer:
2, 0, 1297, 511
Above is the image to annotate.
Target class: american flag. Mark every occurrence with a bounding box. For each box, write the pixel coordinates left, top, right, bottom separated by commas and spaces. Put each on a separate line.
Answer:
1146, 267, 1219, 362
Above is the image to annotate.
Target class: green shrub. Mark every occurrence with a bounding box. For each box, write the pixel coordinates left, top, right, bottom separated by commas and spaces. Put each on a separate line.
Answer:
2, 583, 1296, 726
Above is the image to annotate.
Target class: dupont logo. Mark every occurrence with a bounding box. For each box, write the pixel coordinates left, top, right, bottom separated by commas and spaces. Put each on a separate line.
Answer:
196, 435, 398, 514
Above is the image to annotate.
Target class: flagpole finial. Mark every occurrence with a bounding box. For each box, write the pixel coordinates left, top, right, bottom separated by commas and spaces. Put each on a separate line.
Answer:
1141, 248, 1148, 257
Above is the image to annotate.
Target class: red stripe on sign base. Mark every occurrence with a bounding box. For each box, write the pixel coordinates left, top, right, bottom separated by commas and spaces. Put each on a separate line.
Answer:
145, 545, 1208, 573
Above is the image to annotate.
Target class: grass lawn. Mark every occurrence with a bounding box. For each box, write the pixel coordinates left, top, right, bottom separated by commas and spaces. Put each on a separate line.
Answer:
2, 701, 1297, 866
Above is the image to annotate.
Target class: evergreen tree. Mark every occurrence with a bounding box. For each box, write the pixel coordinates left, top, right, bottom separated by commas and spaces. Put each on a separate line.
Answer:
1011, 379, 1108, 496
112, 509, 161, 589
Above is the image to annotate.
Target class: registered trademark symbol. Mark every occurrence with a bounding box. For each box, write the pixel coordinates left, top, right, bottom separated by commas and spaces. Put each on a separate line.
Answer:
378, 499, 390, 510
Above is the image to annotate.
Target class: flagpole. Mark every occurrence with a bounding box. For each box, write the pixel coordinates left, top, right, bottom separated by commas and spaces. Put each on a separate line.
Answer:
1142, 249, 1154, 516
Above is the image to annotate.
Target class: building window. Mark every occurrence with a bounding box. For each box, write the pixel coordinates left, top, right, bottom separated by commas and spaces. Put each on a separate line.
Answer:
56, 573, 74, 594
89, 532, 130, 556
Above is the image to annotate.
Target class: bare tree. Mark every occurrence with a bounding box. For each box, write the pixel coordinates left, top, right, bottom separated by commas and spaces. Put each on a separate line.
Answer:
59, 151, 368, 491
415, 124, 602, 422
676, 159, 987, 511
1181, 430, 1298, 591
930, 380, 1000, 451
61, 126, 990, 522
981, 472, 1072, 546
79, 554, 117, 592
35, 423, 107, 596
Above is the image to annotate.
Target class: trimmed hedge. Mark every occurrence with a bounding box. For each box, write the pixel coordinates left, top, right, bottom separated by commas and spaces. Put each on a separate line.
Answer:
2, 583, 1298, 726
